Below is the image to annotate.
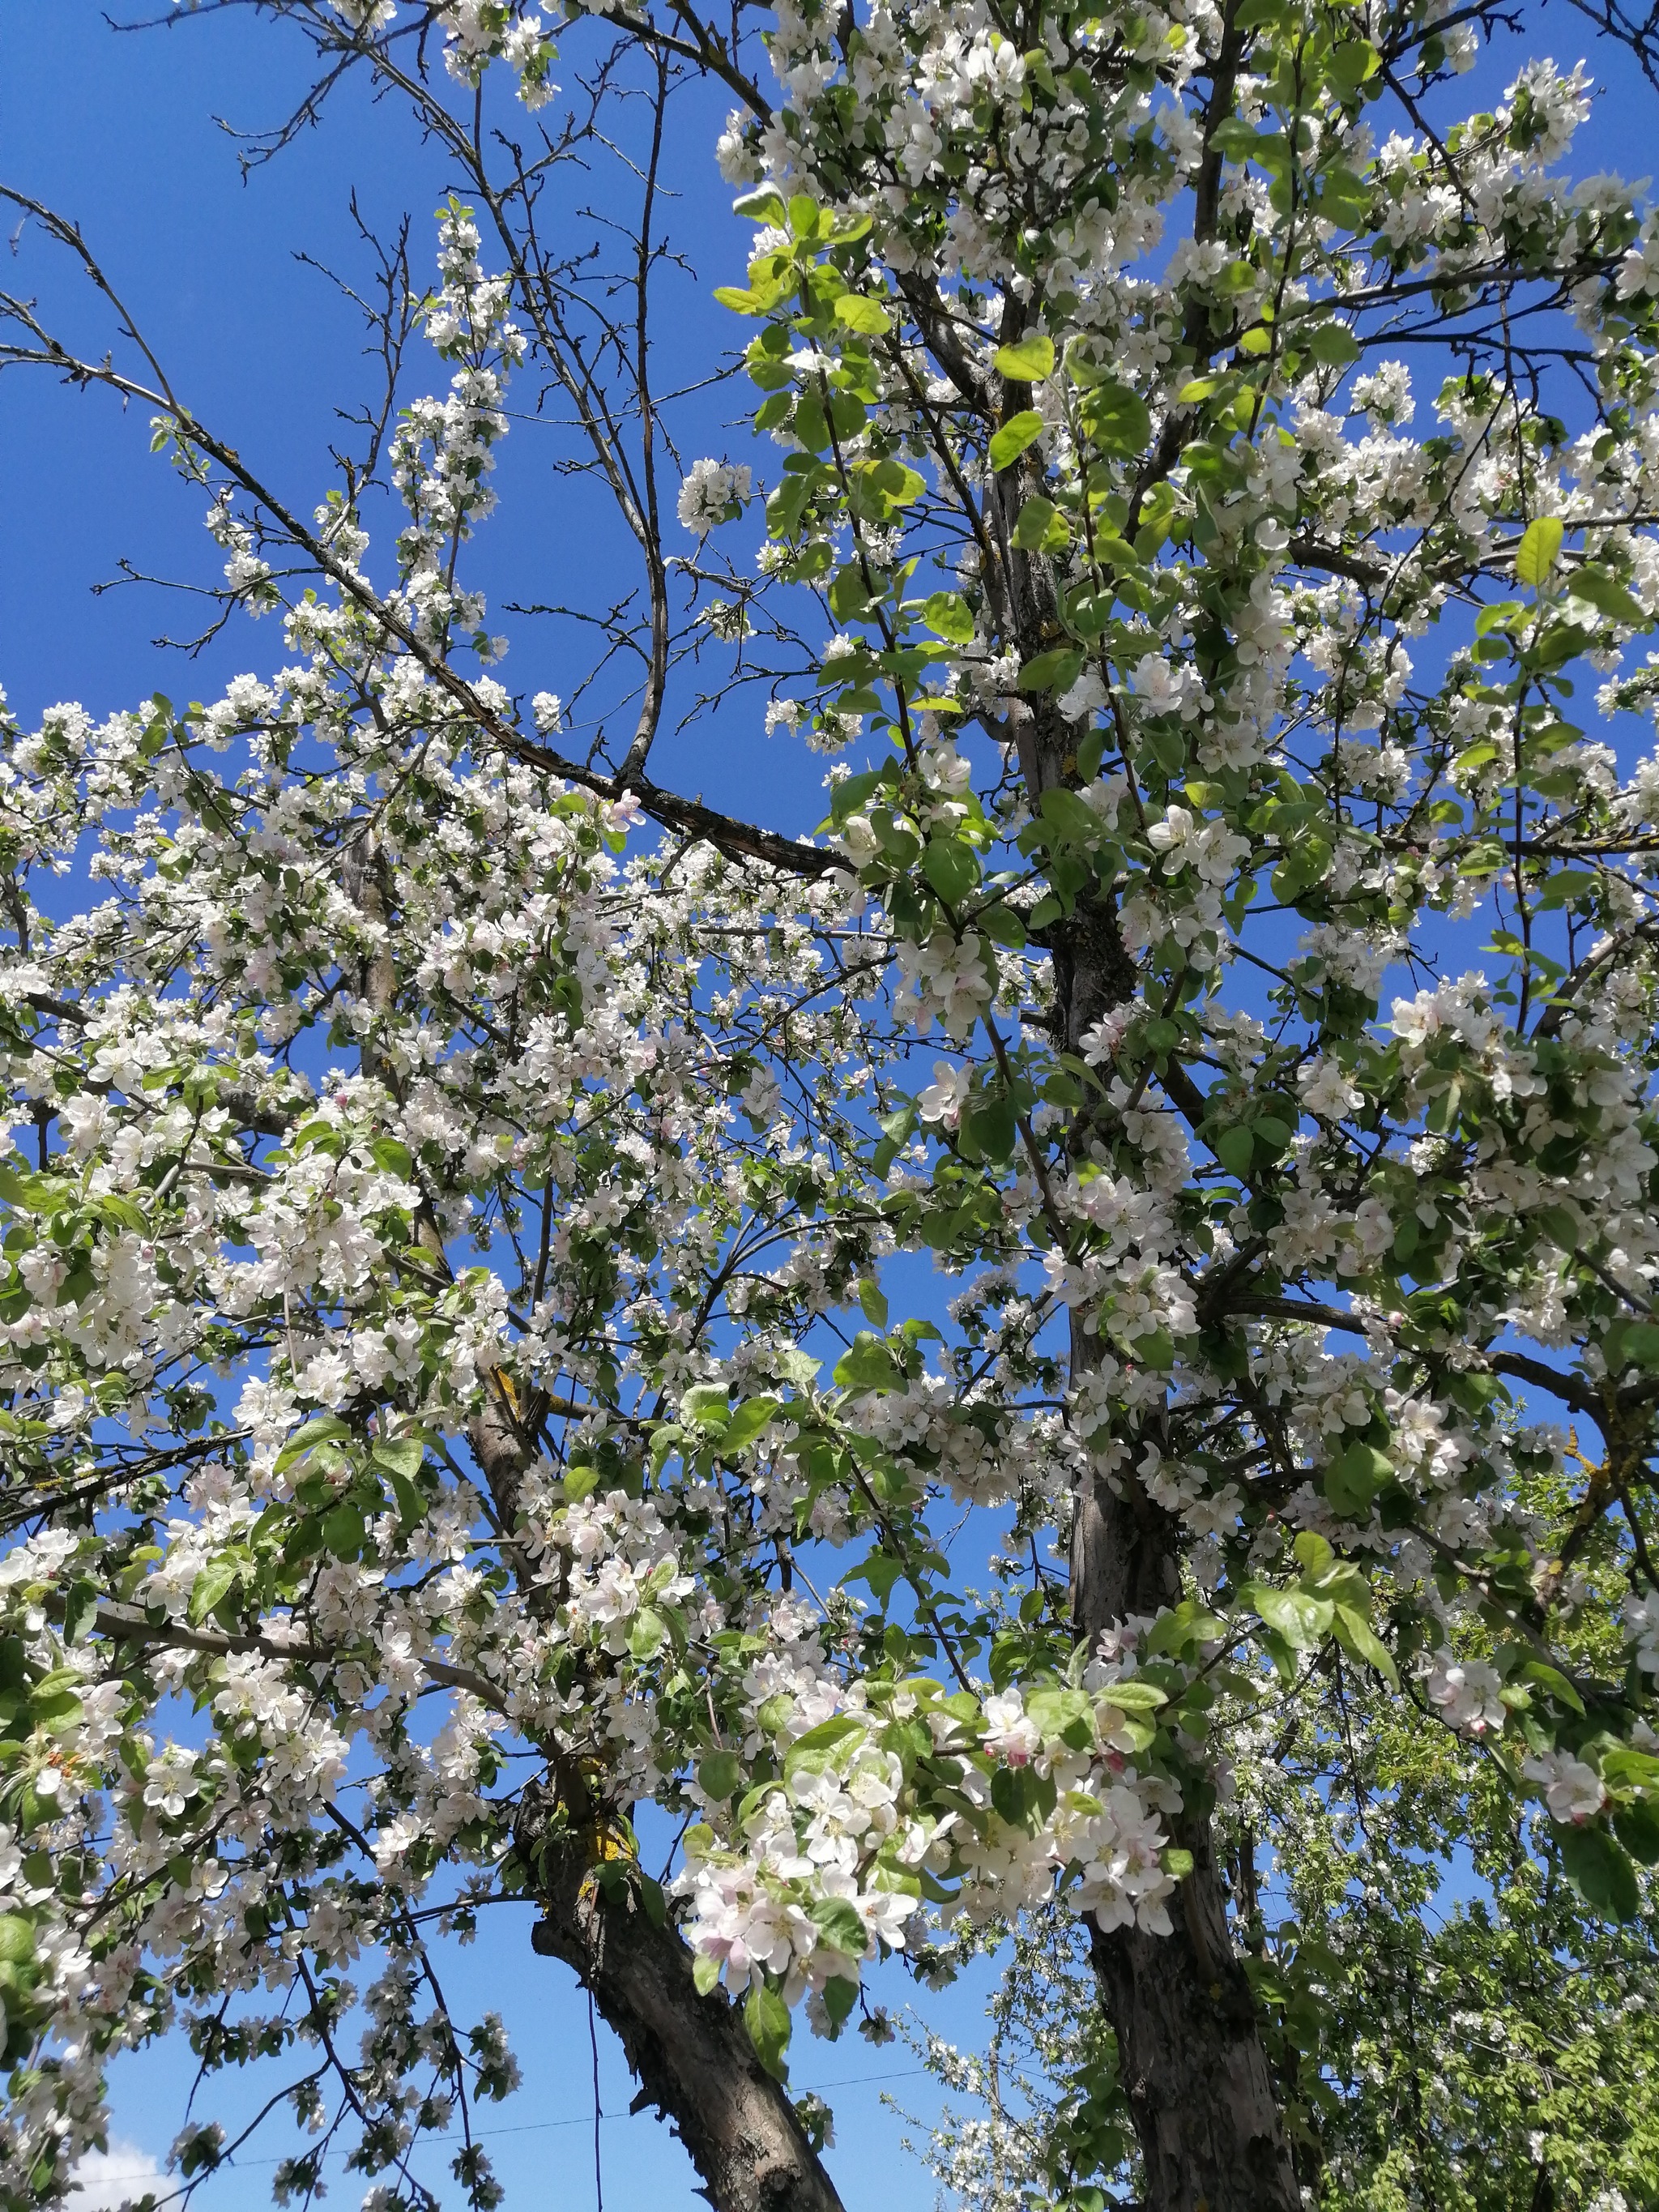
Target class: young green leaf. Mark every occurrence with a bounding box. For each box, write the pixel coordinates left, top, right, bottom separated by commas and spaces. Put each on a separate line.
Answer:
745, 1980, 793, 2079
994, 334, 1055, 382
988, 411, 1045, 472
188, 1557, 240, 1626
834, 293, 892, 337
1515, 515, 1565, 588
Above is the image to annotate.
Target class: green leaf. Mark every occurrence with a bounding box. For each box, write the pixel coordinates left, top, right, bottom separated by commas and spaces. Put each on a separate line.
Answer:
1210, 117, 1261, 164
1292, 1531, 1335, 1577
834, 293, 891, 336
29, 1685, 84, 1730
371, 1438, 425, 1481
1515, 515, 1565, 588
978, 903, 1027, 949
1080, 379, 1152, 456
1332, 1603, 1398, 1688
864, 457, 925, 508
697, 1749, 743, 1801
628, 1608, 667, 1660
827, 767, 888, 824
732, 186, 787, 224
368, 1135, 412, 1177
1326, 41, 1380, 96
1243, 1583, 1334, 1648
1603, 1748, 1659, 1792
0, 1915, 35, 1966
1554, 1820, 1640, 1922
1614, 1797, 1659, 1864
188, 1557, 241, 1626
921, 837, 982, 903
1611, 1322, 1659, 1373
721, 1396, 781, 1453
959, 1092, 1017, 1166
1522, 1659, 1584, 1715
834, 1333, 902, 1394
1091, 1678, 1167, 1712
808, 1896, 869, 1957
857, 1278, 889, 1327
1534, 872, 1600, 912
745, 1980, 792, 2079
1305, 319, 1359, 369
1026, 1685, 1095, 1749
648, 1424, 684, 1478
683, 1384, 732, 1429
1040, 786, 1108, 845
275, 1416, 353, 1475
1018, 647, 1085, 694
827, 565, 875, 624
1214, 1125, 1255, 1180
1011, 495, 1067, 553
322, 1505, 365, 1561
1566, 564, 1648, 627
995, 334, 1055, 382
920, 591, 975, 643
992, 1761, 1057, 1830
1145, 1598, 1228, 1656
844, 1550, 904, 1607
1324, 1441, 1392, 1518
988, 411, 1045, 472
62, 1578, 100, 1645
693, 1950, 723, 1996
1317, 166, 1373, 228
783, 1714, 864, 1782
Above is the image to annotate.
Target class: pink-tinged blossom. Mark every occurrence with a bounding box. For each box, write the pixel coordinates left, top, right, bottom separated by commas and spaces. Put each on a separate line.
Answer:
1523, 1751, 1606, 1825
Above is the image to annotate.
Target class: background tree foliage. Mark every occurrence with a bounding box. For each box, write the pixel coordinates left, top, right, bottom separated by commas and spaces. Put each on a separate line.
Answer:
914, 1592, 1659, 2209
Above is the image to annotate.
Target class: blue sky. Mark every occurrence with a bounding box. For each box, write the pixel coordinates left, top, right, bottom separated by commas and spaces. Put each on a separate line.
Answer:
6, 3, 1659, 2207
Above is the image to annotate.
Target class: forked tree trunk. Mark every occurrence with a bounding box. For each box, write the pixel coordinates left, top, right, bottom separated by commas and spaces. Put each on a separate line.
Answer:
461, 1382, 844, 2212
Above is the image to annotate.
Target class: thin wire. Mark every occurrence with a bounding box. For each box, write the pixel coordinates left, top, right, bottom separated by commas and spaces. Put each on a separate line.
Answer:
588, 1989, 604, 2212
78, 2067, 932, 2182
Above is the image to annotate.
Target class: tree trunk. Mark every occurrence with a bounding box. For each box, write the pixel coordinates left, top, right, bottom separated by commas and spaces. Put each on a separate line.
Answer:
1060, 904, 1299, 2210
1073, 1428, 1298, 2210
525, 1823, 845, 2212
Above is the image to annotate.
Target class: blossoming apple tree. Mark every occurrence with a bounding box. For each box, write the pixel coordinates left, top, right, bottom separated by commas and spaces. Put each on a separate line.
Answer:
3, 0, 1659, 2206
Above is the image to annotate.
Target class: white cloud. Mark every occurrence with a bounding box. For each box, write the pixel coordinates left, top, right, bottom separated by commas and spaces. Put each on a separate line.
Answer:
67, 2140, 166, 2212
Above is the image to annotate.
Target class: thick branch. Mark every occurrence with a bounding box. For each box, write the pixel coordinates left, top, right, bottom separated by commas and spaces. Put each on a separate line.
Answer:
523, 1821, 843, 2212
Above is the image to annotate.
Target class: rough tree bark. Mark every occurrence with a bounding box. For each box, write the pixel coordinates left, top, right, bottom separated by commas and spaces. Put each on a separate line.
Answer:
1072, 1401, 1299, 2210
520, 1801, 845, 2212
